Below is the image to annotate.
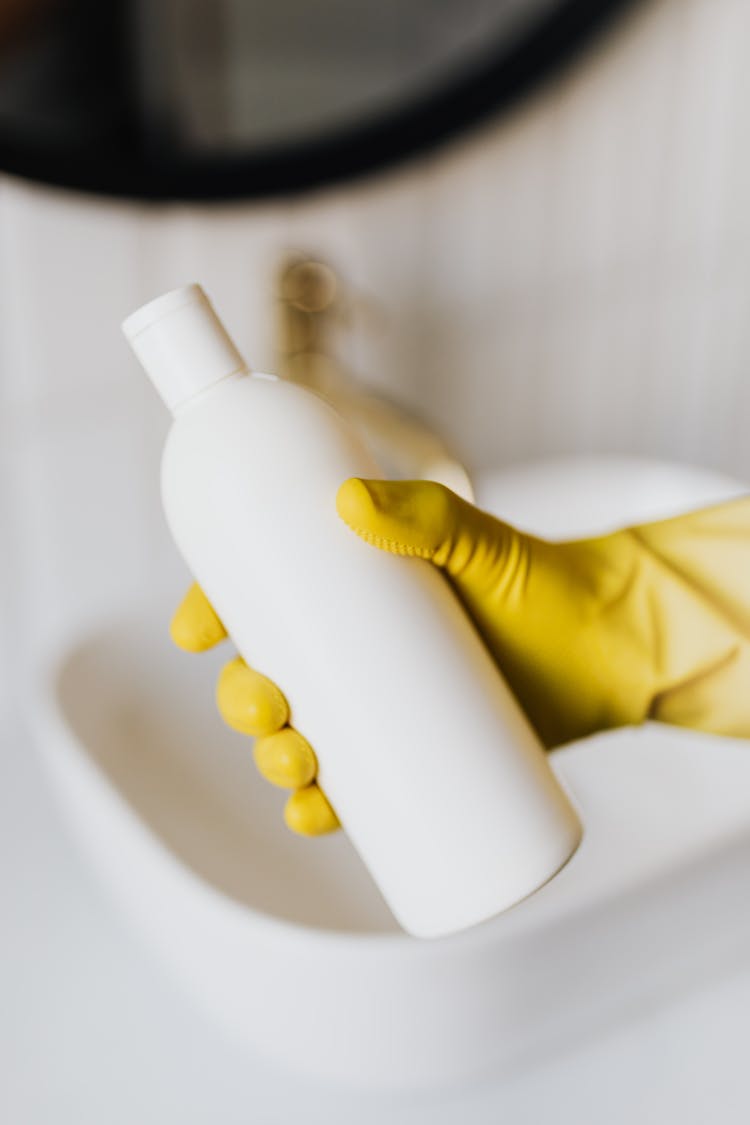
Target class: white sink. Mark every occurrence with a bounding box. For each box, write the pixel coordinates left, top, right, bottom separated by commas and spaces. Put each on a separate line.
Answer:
30, 456, 750, 1089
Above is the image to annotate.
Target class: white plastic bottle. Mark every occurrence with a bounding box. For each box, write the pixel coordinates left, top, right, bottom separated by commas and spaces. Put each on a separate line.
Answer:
122, 284, 582, 939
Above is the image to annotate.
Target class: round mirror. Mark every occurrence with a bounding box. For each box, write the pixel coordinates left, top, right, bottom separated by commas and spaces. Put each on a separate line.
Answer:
0, 0, 633, 200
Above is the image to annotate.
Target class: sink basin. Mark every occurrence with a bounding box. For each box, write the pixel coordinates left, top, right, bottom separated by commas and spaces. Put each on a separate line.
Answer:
30, 456, 750, 1088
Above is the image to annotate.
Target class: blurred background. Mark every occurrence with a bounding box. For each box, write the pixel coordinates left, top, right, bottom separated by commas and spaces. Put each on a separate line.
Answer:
2, 0, 750, 1120
3, 0, 750, 701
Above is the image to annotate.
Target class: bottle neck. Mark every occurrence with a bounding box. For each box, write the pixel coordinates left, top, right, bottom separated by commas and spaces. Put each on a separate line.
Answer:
171, 367, 249, 416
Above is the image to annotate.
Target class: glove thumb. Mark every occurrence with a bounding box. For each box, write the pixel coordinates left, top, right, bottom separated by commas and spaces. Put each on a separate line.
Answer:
336, 478, 528, 604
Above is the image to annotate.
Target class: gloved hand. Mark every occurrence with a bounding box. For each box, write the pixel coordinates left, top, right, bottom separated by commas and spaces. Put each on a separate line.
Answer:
172, 480, 750, 836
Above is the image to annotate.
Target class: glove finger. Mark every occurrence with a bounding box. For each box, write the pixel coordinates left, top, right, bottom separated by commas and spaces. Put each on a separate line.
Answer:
284, 783, 340, 836
216, 656, 289, 737
171, 583, 228, 652
253, 727, 318, 789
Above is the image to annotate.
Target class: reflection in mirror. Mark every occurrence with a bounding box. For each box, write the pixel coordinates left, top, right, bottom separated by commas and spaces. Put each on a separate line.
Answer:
134, 0, 564, 153
0, 0, 633, 198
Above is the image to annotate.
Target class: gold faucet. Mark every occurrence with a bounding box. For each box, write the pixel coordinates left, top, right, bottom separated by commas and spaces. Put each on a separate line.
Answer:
276, 256, 346, 398
275, 255, 474, 501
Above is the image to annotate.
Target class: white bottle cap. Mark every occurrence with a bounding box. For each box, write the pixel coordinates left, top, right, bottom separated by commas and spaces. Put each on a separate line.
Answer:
122, 284, 249, 412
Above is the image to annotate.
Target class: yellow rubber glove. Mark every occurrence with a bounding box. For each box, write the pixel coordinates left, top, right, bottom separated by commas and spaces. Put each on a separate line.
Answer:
172, 481, 750, 835
170, 584, 340, 836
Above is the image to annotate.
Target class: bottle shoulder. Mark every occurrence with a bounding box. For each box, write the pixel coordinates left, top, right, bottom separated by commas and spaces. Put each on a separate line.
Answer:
163, 372, 381, 479
170, 373, 345, 437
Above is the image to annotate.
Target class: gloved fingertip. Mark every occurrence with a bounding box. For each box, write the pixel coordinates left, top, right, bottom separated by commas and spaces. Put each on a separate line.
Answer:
336, 477, 377, 530
170, 584, 227, 652
216, 657, 289, 736
284, 785, 341, 836
254, 728, 318, 789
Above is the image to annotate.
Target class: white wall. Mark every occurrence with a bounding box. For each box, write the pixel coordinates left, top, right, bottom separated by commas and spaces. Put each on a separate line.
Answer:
1, 0, 749, 698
